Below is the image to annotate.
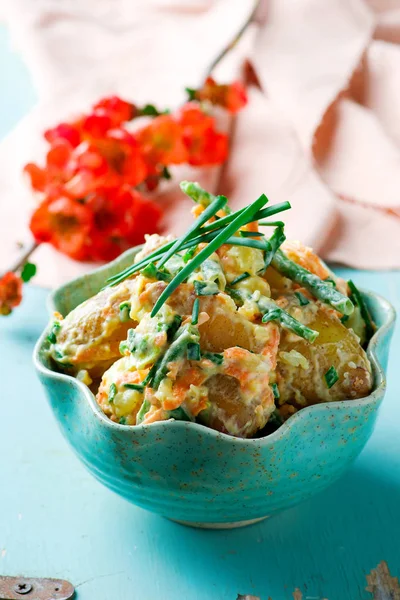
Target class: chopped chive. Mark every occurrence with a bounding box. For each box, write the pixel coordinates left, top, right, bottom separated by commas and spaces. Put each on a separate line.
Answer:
119, 301, 131, 322
21, 262, 37, 283
239, 230, 265, 237
191, 298, 200, 325
155, 268, 172, 282
259, 220, 284, 227
141, 262, 158, 279
109, 383, 117, 403
119, 416, 128, 425
202, 351, 224, 365
272, 249, 354, 316
183, 245, 198, 263
340, 314, 349, 324
271, 383, 280, 399
151, 193, 270, 317
325, 366, 339, 389
294, 292, 310, 306
47, 321, 61, 344
164, 314, 183, 341
168, 406, 194, 421
230, 272, 250, 286
187, 342, 201, 361
142, 361, 160, 387
124, 383, 145, 392
193, 280, 219, 296
157, 194, 227, 268
136, 398, 151, 424
151, 325, 200, 389
347, 280, 375, 343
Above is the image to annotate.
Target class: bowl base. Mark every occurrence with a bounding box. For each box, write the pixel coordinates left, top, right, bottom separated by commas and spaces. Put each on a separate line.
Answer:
170, 516, 269, 529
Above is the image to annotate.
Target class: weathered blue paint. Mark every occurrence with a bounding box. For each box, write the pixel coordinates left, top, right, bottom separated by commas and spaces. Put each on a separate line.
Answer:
33, 248, 395, 527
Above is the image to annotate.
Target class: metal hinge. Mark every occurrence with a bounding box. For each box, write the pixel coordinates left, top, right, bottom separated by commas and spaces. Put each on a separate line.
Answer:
0, 577, 74, 600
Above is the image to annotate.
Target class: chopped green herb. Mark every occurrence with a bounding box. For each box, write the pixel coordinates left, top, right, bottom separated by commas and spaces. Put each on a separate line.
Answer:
136, 398, 151, 424
168, 406, 193, 421
271, 383, 280, 399
47, 321, 61, 344
187, 342, 201, 361
183, 245, 198, 263
124, 383, 145, 392
295, 292, 310, 306
193, 280, 219, 296
325, 366, 339, 389
340, 314, 349, 324
155, 268, 172, 282
202, 351, 224, 365
230, 272, 250, 286
20, 262, 37, 283
109, 383, 117, 403
119, 416, 128, 425
347, 280, 375, 344
119, 301, 131, 322
141, 262, 158, 279
191, 298, 200, 325
166, 314, 182, 341
267, 409, 284, 429
142, 361, 160, 387
239, 230, 265, 237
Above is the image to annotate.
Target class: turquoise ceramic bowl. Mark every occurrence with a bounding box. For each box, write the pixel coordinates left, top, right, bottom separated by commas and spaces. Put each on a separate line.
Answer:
34, 247, 395, 528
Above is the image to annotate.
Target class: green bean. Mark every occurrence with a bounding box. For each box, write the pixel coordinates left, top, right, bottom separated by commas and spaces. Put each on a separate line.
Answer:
272, 250, 354, 315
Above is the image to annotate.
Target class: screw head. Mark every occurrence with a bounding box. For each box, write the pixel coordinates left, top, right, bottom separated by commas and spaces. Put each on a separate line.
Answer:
14, 582, 33, 595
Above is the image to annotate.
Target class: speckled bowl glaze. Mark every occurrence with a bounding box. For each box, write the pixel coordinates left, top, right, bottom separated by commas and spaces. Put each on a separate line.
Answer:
34, 247, 395, 528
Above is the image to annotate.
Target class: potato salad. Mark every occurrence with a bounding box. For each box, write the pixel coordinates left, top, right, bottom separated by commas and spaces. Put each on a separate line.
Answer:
48, 182, 374, 438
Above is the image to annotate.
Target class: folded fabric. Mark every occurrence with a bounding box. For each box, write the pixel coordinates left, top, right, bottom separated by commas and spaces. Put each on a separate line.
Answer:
1, 0, 400, 288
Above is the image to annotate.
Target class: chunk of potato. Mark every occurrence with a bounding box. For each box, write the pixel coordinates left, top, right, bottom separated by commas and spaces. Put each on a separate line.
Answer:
51, 278, 137, 377
277, 299, 373, 406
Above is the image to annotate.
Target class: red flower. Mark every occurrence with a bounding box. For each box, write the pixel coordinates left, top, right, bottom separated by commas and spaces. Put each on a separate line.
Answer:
44, 123, 81, 148
24, 163, 47, 192
0, 272, 23, 316
81, 109, 113, 138
86, 186, 162, 261
195, 77, 248, 113
93, 96, 135, 126
136, 115, 187, 166
177, 103, 228, 166
30, 196, 93, 260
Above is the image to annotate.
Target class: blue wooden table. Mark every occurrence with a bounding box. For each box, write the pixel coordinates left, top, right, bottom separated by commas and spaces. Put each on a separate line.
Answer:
1, 26, 400, 600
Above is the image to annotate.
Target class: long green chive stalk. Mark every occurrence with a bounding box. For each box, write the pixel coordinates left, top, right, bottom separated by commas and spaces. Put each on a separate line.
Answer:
272, 250, 354, 316
150, 193, 270, 317
263, 226, 286, 269
106, 199, 290, 287
157, 194, 227, 268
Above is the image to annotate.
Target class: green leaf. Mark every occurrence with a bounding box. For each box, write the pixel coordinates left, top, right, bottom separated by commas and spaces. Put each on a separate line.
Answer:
20, 262, 37, 283
185, 87, 197, 102
324, 366, 339, 389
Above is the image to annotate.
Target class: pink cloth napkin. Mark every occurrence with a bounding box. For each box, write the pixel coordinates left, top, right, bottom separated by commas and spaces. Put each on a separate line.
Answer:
1, 0, 400, 288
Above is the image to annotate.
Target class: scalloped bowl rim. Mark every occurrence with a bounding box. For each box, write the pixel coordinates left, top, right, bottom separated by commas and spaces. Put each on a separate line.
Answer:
33, 245, 396, 446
